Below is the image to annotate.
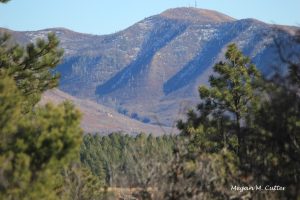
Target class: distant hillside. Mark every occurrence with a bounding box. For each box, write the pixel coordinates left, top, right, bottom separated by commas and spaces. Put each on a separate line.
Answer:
41, 89, 175, 135
2, 7, 297, 128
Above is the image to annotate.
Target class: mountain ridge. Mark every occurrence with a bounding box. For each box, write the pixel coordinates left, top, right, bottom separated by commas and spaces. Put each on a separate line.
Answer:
1, 7, 297, 130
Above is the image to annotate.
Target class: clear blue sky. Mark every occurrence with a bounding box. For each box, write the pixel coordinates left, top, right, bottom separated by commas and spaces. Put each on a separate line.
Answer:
0, 0, 299, 35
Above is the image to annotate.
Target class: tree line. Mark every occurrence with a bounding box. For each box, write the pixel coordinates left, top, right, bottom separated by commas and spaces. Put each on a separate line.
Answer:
79, 42, 299, 200
1, 0, 300, 199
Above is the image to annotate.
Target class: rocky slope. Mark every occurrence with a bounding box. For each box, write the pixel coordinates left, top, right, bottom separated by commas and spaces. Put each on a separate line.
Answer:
1, 7, 296, 128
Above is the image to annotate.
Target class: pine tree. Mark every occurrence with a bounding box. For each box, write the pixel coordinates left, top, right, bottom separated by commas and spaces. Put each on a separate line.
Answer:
177, 43, 300, 199
0, 2, 83, 199
0, 75, 83, 199
243, 45, 300, 198
178, 44, 262, 153
0, 0, 10, 3
0, 32, 63, 112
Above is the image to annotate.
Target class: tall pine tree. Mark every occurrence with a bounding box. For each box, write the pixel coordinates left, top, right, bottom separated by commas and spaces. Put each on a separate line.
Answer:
178, 44, 262, 153
0, 1, 84, 199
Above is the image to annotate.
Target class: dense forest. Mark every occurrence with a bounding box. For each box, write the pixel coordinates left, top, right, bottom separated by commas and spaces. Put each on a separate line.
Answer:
81, 133, 175, 188
1, 0, 300, 200
78, 43, 300, 200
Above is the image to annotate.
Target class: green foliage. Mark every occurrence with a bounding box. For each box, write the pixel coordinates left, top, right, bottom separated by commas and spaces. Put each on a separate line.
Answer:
201, 43, 261, 143
0, 32, 63, 112
176, 43, 300, 199
0, 74, 22, 140
0, 4, 83, 197
288, 59, 300, 86
162, 147, 243, 200
0, 74, 83, 199
240, 79, 300, 198
80, 133, 176, 188
200, 43, 261, 115
0, 0, 10, 3
74, 43, 299, 200
178, 44, 262, 154
1, 1, 299, 199
58, 163, 111, 200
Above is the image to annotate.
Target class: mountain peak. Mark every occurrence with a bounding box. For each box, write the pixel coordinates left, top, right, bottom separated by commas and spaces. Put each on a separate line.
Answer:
160, 7, 235, 23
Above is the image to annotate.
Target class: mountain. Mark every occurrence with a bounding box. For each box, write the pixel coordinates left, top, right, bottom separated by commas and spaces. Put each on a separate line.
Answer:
1, 7, 296, 129
41, 89, 175, 135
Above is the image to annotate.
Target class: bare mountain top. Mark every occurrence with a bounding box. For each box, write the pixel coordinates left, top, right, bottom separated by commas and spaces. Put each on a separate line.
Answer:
160, 7, 235, 23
